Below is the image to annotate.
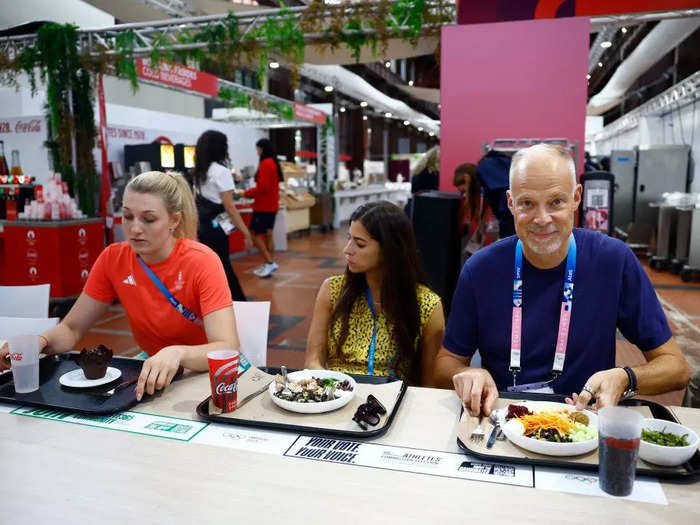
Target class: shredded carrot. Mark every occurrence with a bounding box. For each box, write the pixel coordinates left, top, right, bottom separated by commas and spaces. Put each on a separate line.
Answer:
516, 410, 576, 436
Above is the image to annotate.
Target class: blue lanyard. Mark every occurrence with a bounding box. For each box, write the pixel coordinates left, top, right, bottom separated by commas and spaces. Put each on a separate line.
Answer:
137, 256, 202, 326
510, 232, 577, 384
365, 285, 378, 375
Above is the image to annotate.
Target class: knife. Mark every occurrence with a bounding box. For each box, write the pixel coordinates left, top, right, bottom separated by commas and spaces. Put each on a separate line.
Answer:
235, 380, 274, 410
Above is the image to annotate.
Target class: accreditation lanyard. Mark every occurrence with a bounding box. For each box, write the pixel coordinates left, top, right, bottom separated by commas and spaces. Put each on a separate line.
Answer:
365, 286, 378, 376
137, 256, 203, 327
508, 233, 576, 390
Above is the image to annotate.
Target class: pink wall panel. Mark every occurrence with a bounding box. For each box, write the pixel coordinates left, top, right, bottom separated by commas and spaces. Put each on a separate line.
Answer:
440, 17, 589, 191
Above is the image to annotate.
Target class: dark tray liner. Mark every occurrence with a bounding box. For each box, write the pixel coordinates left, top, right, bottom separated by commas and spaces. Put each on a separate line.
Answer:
197, 366, 407, 439
457, 391, 700, 482
0, 353, 161, 415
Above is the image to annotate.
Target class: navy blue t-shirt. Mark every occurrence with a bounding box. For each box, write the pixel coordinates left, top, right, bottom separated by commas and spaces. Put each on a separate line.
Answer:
443, 228, 671, 395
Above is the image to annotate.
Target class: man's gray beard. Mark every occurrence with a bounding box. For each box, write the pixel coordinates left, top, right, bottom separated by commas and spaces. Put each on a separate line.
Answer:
527, 235, 563, 255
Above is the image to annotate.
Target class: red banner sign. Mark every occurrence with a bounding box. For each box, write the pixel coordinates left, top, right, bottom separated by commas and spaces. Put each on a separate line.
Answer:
293, 103, 328, 125
136, 59, 219, 96
458, 0, 700, 24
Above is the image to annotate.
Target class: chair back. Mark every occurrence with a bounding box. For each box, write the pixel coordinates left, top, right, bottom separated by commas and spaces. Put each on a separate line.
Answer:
233, 301, 270, 368
0, 316, 59, 349
0, 284, 51, 318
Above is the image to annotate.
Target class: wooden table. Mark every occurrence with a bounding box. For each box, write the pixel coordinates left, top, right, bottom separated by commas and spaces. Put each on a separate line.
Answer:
1, 372, 698, 525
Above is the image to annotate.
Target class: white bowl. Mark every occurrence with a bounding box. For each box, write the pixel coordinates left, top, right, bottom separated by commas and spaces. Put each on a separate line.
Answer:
268, 369, 356, 414
499, 401, 599, 457
638, 418, 699, 467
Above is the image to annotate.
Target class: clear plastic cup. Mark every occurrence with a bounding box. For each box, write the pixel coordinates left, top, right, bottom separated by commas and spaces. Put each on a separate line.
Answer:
598, 406, 643, 496
8, 335, 40, 394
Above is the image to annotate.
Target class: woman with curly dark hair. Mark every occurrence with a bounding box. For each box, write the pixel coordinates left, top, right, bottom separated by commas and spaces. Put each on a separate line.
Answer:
304, 201, 444, 386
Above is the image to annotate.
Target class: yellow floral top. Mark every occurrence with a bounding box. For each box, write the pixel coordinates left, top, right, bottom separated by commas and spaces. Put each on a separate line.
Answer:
326, 275, 441, 381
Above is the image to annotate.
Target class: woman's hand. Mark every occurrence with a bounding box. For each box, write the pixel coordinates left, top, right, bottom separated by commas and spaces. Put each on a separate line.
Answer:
0, 341, 9, 372
0, 335, 50, 372
136, 346, 185, 401
243, 231, 254, 251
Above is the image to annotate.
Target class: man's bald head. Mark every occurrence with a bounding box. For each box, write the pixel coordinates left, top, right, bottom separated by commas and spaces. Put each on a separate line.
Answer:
509, 144, 577, 194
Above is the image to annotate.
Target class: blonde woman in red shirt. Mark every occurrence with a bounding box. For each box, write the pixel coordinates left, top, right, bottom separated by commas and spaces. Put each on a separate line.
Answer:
240, 138, 283, 278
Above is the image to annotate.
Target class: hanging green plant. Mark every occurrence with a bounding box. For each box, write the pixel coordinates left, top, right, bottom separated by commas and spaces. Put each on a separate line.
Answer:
340, 18, 377, 62
389, 0, 426, 46
115, 30, 138, 92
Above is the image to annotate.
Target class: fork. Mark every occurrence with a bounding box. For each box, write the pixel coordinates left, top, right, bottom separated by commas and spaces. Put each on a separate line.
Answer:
470, 414, 486, 443
90, 377, 138, 400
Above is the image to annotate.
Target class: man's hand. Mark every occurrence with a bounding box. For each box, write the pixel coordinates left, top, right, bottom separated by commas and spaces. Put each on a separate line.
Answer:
136, 346, 185, 401
566, 368, 629, 411
452, 367, 499, 416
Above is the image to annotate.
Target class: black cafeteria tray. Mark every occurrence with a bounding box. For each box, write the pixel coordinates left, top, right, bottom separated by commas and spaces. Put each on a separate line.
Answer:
197, 366, 407, 439
0, 353, 156, 415
457, 391, 700, 482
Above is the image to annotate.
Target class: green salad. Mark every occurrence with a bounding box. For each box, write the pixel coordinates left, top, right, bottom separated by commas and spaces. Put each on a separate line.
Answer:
641, 428, 690, 447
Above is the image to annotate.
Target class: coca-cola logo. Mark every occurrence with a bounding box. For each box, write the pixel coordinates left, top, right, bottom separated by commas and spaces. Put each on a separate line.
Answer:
78, 228, 87, 245
9, 352, 23, 361
15, 119, 41, 133
26, 247, 38, 262
28, 266, 38, 280
81, 269, 89, 282
215, 382, 238, 395
26, 230, 36, 245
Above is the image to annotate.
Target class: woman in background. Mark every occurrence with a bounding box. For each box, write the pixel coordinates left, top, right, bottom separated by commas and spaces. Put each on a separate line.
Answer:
304, 201, 444, 386
192, 130, 252, 301
239, 138, 283, 279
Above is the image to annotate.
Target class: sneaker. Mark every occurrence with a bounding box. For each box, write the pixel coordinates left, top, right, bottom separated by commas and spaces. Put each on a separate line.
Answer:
253, 264, 267, 276
256, 263, 275, 278
269, 262, 279, 273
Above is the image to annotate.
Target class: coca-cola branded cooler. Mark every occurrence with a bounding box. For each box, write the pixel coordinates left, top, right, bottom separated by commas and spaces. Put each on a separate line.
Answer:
0, 218, 104, 298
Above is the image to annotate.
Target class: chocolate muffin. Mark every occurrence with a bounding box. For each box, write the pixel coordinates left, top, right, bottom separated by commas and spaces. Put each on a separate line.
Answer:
76, 344, 113, 379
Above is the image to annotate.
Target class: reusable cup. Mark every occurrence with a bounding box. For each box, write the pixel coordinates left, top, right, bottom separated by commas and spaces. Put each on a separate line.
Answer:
207, 350, 240, 413
598, 406, 643, 496
8, 335, 40, 394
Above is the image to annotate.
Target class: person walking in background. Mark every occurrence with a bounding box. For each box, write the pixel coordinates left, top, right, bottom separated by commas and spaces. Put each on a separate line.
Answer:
239, 138, 282, 278
192, 130, 252, 301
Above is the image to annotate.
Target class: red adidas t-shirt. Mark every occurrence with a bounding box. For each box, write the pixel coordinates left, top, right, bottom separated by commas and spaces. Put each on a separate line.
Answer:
84, 238, 232, 355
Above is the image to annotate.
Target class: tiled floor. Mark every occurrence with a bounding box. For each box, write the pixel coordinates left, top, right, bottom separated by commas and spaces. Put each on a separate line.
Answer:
78, 227, 700, 405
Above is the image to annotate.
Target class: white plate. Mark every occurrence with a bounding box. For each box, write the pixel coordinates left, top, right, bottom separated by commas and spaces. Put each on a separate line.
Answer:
499, 401, 599, 457
269, 369, 356, 414
59, 367, 122, 388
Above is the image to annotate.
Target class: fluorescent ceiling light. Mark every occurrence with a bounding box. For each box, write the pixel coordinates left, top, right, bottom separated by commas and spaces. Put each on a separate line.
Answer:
417, 126, 423, 131
269, 61, 280, 69
587, 74, 591, 79
600, 41, 612, 48
324, 85, 334, 92
385, 112, 392, 117
403, 120, 410, 125
621, 27, 627, 33
598, 62, 603, 68
408, 80, 414, 86
360, 101, 368, 107
363, 115, 368, 120
428, 132, 435, 137
339, 107, 346, 112
385, 61, 391, 68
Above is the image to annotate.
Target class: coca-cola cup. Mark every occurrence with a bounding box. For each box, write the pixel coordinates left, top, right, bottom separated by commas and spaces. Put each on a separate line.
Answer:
207, 349, 240, 413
